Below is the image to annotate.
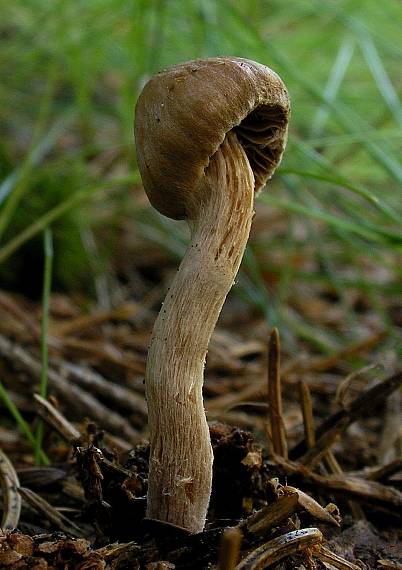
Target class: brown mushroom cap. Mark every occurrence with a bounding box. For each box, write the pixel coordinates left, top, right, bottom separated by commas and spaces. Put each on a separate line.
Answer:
135, 56, 290, 220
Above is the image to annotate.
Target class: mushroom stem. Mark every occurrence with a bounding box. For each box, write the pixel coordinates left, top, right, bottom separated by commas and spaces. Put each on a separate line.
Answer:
145, 132, 255, 533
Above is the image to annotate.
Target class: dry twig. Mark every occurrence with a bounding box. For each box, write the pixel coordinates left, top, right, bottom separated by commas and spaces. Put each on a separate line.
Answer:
240, 490, 299, 539
362, 459, 402, 482
0, 447, 21, 531
0, 334, 142, 445
34, 394, 80, 442
377, 560, 402, 570
290, 370, 402, 459
285, 486, 339, 526
218, 527, 242, 570
274, 456, 402, 509
18, 486, 83, 536
267, 328, 287, 458
53, 359, 147, 418
313, 545, 362, 569
236, 527, 322, 569
298, 381, 364, 519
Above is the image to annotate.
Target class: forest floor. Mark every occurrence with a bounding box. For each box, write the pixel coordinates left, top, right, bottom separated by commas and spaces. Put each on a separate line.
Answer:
0, 230, 401, 569
1, 1, 402, 567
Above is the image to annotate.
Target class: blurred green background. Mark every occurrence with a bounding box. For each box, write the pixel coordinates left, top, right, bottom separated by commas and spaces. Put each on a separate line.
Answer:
0, 0, 401, 352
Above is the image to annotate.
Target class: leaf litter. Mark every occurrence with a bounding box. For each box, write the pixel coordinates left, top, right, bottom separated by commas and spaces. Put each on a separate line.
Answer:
0, 253, 401, 568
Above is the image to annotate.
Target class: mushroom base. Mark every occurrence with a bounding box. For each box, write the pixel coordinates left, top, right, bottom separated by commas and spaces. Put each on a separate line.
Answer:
145, 132, 255, 533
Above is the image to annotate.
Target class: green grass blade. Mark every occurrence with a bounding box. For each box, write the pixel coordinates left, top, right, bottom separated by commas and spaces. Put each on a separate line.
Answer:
260, 194, 402, 245
0, 111, 76, 240
268, 45, 402, 185
222, 2, 402, 184
310, 36, 355, 137
242, 247, 279, 325
280, 164, 402, 226
0, 380, 49, 465
289, 139, 402, 225
35, 229, 53, 465
358, 34, 402, 128
0, 174, 139, 265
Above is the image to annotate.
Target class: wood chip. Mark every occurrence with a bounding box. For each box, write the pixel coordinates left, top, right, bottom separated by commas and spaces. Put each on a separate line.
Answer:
92, 540, 141, 564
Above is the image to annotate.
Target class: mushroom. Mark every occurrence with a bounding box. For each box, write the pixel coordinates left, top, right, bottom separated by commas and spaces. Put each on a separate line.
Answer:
134, 56, 290, 534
